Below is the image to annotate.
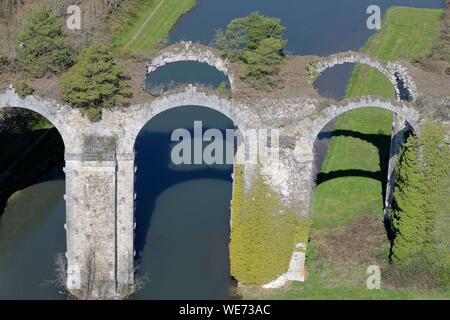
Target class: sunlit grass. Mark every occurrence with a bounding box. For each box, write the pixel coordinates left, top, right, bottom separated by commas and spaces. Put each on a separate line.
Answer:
112, 0, 197, 53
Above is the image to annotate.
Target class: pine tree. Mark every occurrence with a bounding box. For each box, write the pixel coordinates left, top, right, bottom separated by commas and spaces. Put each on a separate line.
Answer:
16, 5, 73, 77
420, 121, 450, 285
391, 121, 450, 286
391, 133, 428, 264
59, 43, 132, 121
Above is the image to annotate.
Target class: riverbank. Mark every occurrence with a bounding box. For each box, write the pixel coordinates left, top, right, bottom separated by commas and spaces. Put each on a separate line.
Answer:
110, 0, 197, 53
240, 6, 447, 300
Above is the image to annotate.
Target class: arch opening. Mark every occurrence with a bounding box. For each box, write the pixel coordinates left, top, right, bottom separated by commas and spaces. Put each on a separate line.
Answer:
145, 61, 232, 96
314, 62, 397, 101
132, 105, 241, 299
0, 107, 66, 300
313, 106, 414, 194
308, 105, 415, 293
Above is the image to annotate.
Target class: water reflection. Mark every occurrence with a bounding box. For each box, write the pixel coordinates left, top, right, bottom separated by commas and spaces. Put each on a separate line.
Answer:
0, 177, 65, 300
133, 106, 236, 299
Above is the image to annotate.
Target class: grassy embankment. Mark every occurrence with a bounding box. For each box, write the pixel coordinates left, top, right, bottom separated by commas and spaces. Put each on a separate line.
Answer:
110, 0, 197, 53
243, 7, 447, 299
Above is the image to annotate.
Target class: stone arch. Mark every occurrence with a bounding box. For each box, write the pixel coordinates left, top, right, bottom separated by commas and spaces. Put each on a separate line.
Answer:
146, 42, 235, 91
307, 96, 419, 150
315, 51, 417, 101
0, 90, 73, 149
120, 88, 257, 155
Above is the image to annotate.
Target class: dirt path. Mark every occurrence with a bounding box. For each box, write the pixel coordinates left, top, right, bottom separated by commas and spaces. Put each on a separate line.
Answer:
124, 0, 166, 49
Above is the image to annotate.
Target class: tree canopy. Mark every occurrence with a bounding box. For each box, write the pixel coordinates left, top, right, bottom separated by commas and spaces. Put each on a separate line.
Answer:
16, 5, 74, 77
215, 12, 287, 88
59, 43, 132, 121
391, 121, 450, 286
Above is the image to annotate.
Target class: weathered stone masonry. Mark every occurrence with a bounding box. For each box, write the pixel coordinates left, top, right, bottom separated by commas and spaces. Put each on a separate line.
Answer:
1, 45, 444, 299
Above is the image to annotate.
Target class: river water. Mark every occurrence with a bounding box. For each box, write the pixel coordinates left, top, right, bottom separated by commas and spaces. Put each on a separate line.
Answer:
0, 0, 443, 299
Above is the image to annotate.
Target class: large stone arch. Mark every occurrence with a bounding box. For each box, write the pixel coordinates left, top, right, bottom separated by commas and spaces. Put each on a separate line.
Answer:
146, 42, 235, 91
301, 96, 420, 152
116, 88, 259, 156
0, 90, 74, 149
315, 51, 418, 101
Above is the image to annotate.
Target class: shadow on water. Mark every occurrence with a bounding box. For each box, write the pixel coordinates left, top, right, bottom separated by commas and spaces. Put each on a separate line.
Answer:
133, 106, 240, 300
0, 127, 65, 216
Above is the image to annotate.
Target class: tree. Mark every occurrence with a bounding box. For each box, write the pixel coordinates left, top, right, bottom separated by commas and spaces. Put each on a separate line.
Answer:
215, 12, 287, 88
242, 38, 285, 87
59, 43, 132, 121
215, 12, 286, 62
419, 121, 450, 285
391, 121, 450, 286
390, 133, 427, 263
16, 5, 73, 77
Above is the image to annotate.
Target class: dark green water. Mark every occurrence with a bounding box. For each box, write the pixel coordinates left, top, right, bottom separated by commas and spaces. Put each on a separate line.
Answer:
133, 107, 235, 299
0, 0, 444, 299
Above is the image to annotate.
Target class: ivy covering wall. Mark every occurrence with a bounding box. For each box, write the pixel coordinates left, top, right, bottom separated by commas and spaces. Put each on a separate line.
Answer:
229, 164, 311, 284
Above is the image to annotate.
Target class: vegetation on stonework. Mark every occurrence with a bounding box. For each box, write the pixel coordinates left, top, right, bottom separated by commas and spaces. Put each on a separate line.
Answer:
215, 12, 287, 88
0, 51, 9, 73
230, 165, 311, 284
13, 80, 34, 99
15, 5, 74, 77
59, 43, 132, 121
391, 121, 450, 286
108, 0, 197, 53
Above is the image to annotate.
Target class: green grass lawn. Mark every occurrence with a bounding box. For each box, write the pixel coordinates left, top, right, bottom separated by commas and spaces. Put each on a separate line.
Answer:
242, 6, 445, 300
243, 273, 450, 300
112, 0, 197, 53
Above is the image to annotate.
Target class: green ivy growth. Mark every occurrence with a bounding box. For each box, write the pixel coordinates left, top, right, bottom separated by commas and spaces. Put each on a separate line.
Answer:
230, 164, 311, 284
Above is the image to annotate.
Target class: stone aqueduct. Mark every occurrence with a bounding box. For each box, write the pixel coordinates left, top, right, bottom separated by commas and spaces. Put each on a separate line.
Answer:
0, 43, 430, 298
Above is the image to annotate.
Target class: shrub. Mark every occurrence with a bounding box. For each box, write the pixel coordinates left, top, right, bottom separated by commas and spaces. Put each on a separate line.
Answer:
0, 52, 9, 73
230, 165, 311, 284
59, 43, 132, 121
14, 79, 34, 98
15, 5, 74, 77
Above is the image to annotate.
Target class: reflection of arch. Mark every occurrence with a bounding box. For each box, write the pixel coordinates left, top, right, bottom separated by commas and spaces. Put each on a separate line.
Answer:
131, 102, 238, 284
146, 42, 235, 91
315, 51, 417, 101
